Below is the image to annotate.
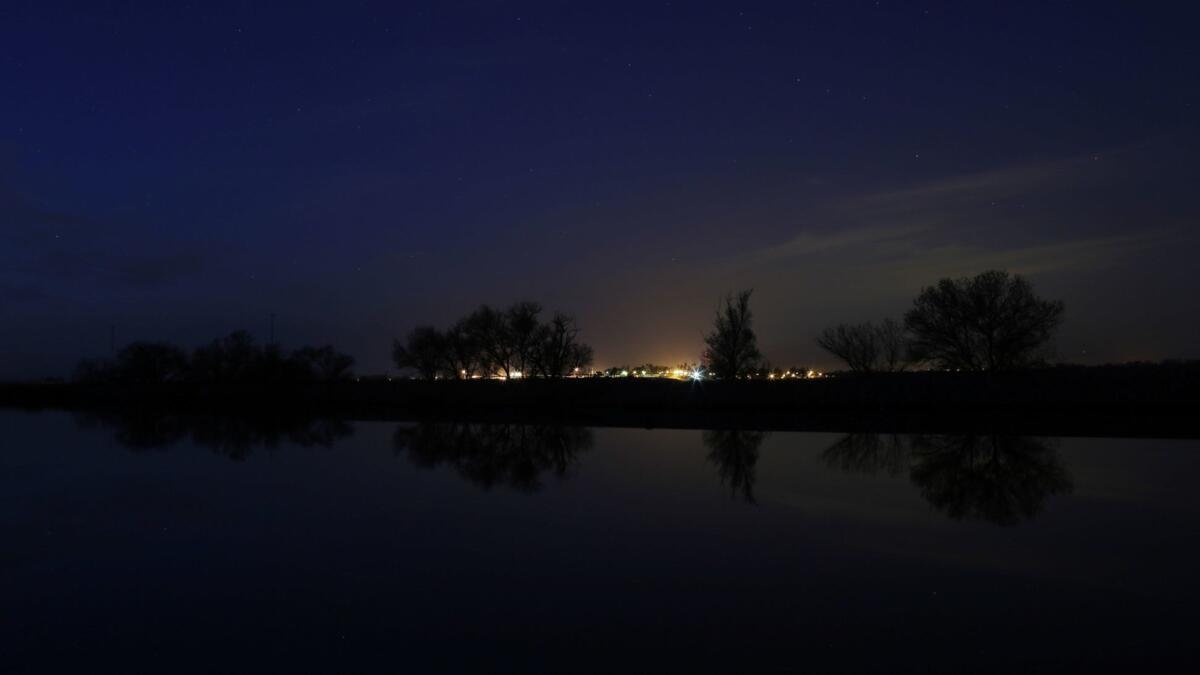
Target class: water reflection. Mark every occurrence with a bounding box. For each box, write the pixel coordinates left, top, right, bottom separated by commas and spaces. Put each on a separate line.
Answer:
703, 429, 769, 503
392, 422, 593, 493
819, 432, 909, 477
74, 411, 1073, 522
821, 433, 1073, 525
75, 411, 353, 460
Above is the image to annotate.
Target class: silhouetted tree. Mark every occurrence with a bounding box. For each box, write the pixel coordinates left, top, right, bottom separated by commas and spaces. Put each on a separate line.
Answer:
505, 300, 543, 377
702, 289, 763, 379
393, 300, 594, 380
905, 270, 1064, 372
444, 318, 483, 379
292, 345, 355, 382
532, 313, 594, 378
393, 326, 447, 380
191, 330, 260, 383
110, 342, 190, 384
464, 305, 515, 379
72, 329, 355, 385
257, 343, 302, 383
817, 318, 908, 373
73, 358, 117, 384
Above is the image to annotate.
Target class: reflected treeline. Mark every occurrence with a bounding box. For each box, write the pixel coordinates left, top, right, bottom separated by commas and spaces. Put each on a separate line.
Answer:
819, 433, 910, 477
392, 422, 593, 493
75, 411, 354, 461
703, 429, 769, 504
821, 433, 1074, 525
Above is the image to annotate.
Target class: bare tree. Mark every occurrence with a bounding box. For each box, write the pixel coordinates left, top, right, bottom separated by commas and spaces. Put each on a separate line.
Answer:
396, 300, 592, 381
817, 323, 880, 373
113, 342, 190, 384
464, 305, 513, 379
191, 330, 259, 383
505, 301, 543, 377
532, 313, 594, 378
392, 326, 447, 380
905, 270, 1064, 371
702, 289, 763, 379
876, 318, 908, 372
444, 319, 483, 379
293, 345, 355, 382
817, 318, 908, 373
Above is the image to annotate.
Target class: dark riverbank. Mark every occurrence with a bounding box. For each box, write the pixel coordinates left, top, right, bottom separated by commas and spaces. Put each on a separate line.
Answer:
4, 362, 1199, 438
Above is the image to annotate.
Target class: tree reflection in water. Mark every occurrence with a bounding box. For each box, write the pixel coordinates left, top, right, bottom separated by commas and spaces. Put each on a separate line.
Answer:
703, 429, 769, 504
819, 433, 909, 477
909, 434, 1073, 526
75, 411, 354, 461
392, 422, 593, 493
821, 433, 1073, 525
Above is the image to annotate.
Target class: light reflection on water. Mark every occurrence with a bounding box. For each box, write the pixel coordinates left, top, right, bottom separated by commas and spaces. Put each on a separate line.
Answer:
4, 410, 1198, 672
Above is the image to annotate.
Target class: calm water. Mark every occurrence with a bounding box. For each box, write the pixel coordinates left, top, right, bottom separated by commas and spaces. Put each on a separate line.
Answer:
4, 410, 1199, 673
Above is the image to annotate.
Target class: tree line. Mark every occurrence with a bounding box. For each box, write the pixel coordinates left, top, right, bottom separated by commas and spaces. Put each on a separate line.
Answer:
814, 270, 1065, 374
391, 269, 1064, 380
73, 269, 1063, 385
74, 330, 355, 385
701, 269, 1064, 378
393, 301, 594, 379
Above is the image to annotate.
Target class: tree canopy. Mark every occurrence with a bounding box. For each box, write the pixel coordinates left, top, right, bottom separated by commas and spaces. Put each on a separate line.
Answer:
392, 301, 594, 380
816, 318, 908, 373
905, 270, 1064, 371
702, 290, 763, 379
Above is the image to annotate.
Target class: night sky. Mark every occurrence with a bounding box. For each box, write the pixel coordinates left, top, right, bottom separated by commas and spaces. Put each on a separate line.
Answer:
3, 1, 1197, 378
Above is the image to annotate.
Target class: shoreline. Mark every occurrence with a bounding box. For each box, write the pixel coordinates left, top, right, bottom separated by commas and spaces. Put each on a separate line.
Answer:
4, 365, 1199, 438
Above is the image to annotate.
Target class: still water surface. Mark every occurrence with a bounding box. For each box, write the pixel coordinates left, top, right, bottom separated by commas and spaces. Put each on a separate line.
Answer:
4, 410, 1199, 673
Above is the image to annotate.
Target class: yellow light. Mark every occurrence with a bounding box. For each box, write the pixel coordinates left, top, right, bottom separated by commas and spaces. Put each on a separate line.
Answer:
510, 371, 523, 379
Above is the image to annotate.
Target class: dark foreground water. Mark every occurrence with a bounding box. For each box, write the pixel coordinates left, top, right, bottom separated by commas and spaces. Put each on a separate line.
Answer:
4, 411, 1199, 673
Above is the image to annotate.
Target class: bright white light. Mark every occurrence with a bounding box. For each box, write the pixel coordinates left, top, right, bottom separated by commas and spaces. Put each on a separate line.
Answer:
510, 371, 523, 379
690, 369, 703, 381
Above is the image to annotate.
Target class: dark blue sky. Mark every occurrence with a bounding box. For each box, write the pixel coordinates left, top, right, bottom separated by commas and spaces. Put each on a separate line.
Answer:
3, 1, 1198, 377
